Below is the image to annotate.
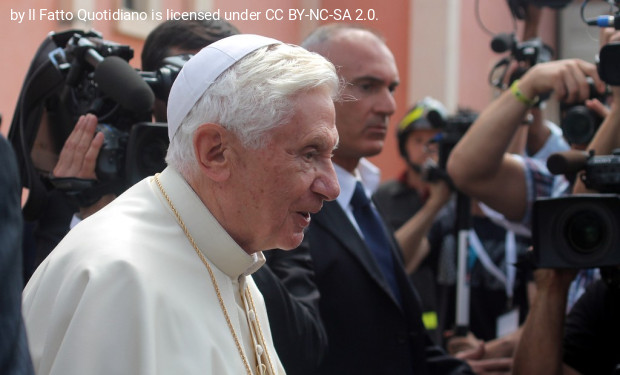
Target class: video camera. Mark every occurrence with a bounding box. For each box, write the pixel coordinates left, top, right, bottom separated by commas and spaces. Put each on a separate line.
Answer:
488, 34, 553, 90
487, 0, 574, 87
532, 149, 620, 268
9, 29, 187, 220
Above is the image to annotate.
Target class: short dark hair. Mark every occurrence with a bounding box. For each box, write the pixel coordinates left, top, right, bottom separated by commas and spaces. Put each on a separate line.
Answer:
141, 20, 240, 71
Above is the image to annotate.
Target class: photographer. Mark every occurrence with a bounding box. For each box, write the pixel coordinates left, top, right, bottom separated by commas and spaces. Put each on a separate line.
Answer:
374, 97, 453, 274
513, 268, 620, 375
513, 27, 620, 375
373, 97, 454, 345
446, 58, 604, 227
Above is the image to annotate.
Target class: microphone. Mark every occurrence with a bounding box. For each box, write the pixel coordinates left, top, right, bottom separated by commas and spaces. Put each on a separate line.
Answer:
491, 33, 516, 53
94, 56, 155, 114
547, 150, 590, 175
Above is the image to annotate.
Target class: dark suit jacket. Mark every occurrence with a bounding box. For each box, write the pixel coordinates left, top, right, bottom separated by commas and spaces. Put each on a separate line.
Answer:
304, 200, 472, 375
253, 245, 327, 375
0, 136, 34, 375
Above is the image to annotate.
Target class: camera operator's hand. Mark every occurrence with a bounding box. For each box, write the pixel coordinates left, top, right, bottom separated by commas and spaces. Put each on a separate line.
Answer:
533, 268, 577, 293
513, 268, 578, 375
518, 59, 605, 104
445, 331, 482, 355
454, 341, 513, 375
585, 97, 610, 119
600, 27, 620, 51
426, 177, 452, 209
53, 114, 103, 180
394, 176, 452, 273
53, 114, 115, 219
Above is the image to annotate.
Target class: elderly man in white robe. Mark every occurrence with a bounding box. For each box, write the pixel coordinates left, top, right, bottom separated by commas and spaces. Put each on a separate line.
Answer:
22, 34, 340, 375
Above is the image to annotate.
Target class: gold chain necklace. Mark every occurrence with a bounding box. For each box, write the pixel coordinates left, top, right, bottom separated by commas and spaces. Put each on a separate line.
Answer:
154, 174, 275, 375
245, 287, 276, 372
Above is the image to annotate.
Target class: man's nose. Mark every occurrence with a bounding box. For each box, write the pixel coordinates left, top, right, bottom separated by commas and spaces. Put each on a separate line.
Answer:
374, 88, 396, 116
314, 162, 340, 201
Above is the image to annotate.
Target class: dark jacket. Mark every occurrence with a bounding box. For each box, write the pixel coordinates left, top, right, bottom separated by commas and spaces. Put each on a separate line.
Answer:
303, 200, 472, 375
254, 245, 327, 375
0, 136, 35, 375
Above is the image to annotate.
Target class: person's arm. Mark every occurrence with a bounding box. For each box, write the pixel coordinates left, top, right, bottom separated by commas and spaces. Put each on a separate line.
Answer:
394, 179, 452, 273
447, 326, 521, 360
512, 269, 580, 375
522, 3, 542, 42
447, 59, 603, 221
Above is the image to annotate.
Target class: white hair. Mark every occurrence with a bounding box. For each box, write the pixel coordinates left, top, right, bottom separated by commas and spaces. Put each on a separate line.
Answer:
165, 43, 339, 178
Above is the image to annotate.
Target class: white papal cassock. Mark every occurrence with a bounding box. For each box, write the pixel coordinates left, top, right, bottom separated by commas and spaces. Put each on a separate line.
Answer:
22, 166, 285, 375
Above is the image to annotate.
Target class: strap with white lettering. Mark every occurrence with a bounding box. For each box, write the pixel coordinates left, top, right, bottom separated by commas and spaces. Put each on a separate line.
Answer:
468, 229, 517, 303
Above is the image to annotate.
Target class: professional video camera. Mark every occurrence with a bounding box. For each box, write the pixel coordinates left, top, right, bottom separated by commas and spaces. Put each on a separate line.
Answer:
532, 149, 620, 268
9, 29, 187, 220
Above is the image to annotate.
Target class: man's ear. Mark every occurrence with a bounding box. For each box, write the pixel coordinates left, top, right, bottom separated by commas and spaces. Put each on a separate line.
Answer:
193, 123, 231, 182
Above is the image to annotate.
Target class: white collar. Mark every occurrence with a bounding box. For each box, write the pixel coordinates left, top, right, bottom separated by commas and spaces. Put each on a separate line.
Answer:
334, 158, 381, 209
152, 167, 265, 279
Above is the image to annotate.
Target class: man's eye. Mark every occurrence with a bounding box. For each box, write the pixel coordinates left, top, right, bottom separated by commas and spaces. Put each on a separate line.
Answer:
360, 83, 375, 92
304, 151, 317, 160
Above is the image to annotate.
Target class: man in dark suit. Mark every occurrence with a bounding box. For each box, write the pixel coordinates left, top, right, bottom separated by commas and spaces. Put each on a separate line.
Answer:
298, 24, 474, 375
0, 133, 34, 375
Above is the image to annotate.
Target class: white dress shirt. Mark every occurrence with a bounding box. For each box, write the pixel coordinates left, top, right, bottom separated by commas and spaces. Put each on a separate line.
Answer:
334, 158, 382, 235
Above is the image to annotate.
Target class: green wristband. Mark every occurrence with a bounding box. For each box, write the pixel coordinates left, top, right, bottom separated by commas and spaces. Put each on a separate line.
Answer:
510, 79, 538, 107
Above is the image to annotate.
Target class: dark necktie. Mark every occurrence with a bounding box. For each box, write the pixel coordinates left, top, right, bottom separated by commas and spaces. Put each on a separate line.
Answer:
350, 181, 402, 305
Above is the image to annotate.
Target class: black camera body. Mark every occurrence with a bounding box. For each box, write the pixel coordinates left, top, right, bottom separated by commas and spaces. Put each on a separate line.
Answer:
533, 194, 620, 268
560, 78, 608, 146
599, 42, 620, 86
423, 110, 478, 186
489, 34, 553, 90
437, 111, 477, 172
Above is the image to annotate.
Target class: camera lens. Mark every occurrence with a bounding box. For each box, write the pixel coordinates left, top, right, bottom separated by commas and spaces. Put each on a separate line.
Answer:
562, 106, 597, 145
565, 209, 607, 254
